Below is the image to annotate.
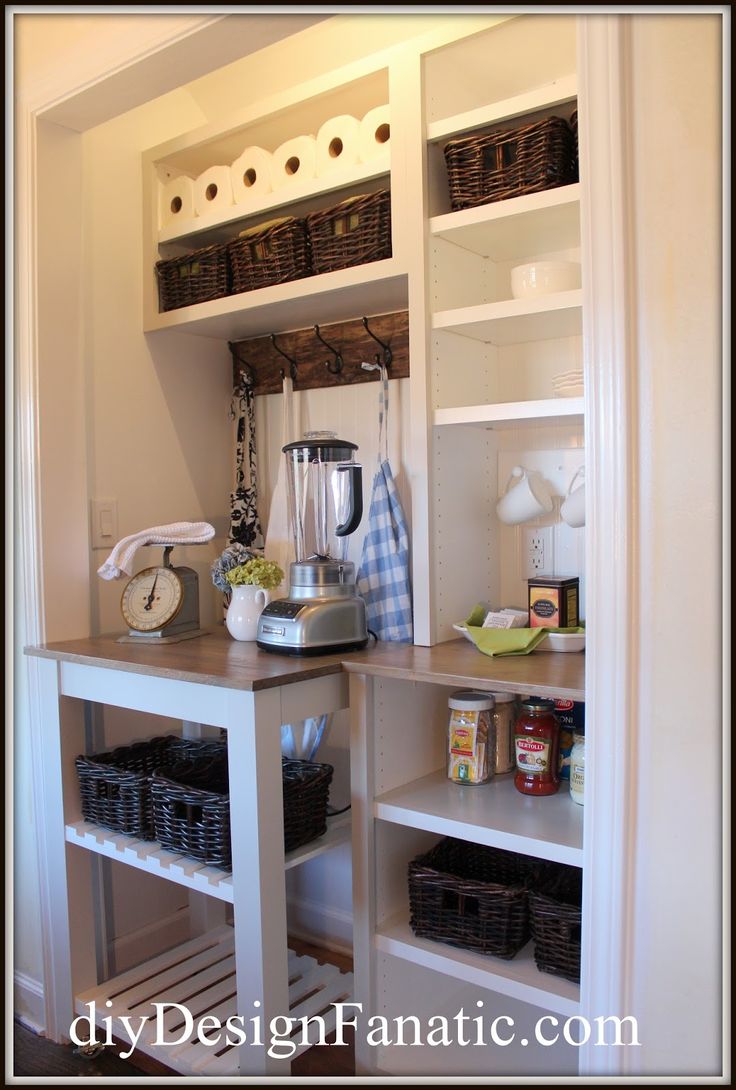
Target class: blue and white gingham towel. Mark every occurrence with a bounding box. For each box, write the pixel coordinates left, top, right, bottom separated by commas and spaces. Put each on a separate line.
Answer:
357, 368, 413, 642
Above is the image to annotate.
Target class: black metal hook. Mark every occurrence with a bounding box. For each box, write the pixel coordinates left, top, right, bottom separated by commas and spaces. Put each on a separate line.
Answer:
228, 341, 256, 387
270, 333, 298, 382
314, 324, 343, 375
362, 316, 393, 369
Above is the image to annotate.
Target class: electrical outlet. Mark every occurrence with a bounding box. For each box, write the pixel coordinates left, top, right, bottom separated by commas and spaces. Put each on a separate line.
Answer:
522, 527, 554, 578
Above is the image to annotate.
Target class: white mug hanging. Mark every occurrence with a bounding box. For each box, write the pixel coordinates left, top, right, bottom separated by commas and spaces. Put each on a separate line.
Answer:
496, 466, 554, 525
560, 466, 586, 528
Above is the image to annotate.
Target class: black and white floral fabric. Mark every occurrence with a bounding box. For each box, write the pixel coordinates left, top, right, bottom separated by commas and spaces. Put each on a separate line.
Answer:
229, 377, 264, 551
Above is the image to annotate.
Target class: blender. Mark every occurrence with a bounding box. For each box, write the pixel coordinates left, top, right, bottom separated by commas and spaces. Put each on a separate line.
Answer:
256, 432, 369, 655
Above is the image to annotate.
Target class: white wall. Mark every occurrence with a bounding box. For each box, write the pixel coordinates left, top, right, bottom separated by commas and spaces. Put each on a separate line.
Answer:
627, 14, 723, 1075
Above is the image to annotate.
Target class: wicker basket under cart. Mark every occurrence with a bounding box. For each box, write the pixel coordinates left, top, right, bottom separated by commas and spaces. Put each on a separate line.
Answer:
408, 837, 540, 959
155, 242, 229, 312
150, 754, 334, 870
528, 863, 583, 983
443, 115, 578, 212
75, 736, 226, 840
228, 216, 311, 294
306, 190, 392, 275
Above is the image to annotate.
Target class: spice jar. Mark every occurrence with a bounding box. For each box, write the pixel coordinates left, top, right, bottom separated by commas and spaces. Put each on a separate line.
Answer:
447, 691, 495, 785
488, 692, 518, 774
569, 731, 585, 805
514, 697, 560, 796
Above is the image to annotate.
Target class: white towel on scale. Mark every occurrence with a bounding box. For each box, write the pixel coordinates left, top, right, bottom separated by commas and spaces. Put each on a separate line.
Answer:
265, 377, 331, 762
97, 522, 215, 580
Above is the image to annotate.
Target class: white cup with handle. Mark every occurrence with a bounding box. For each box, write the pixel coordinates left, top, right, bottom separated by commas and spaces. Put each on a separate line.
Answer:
496, 466, 554, 525
560, 466, 586, 527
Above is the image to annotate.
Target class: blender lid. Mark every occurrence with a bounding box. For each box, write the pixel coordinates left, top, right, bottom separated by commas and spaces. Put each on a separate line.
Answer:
283, 437, 358, 458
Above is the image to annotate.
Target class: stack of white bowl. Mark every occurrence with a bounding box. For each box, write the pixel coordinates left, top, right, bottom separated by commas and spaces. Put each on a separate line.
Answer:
552, 369, 584, 398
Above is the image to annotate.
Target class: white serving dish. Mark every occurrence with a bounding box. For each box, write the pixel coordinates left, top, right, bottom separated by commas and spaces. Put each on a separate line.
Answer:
537, 631, 586, 653
452, 623, 475, 644
511, 260, 581, 300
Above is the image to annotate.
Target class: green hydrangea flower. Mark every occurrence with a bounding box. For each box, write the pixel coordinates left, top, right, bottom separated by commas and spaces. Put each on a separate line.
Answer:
225, 558, 284, 591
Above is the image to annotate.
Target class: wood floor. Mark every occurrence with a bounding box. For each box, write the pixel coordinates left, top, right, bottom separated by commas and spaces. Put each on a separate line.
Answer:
14, 938, 355, 1079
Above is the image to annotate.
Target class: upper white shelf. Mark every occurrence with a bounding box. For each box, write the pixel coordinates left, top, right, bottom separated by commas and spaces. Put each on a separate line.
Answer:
376, 913, 580, 1017
145, 259, 407, 341
375, 770, 583, 866
427, 74, 577, 144
433, 290, 583, 346
430, 184, 580, 262
158, 161, 390, 247
433, 397, 584, 429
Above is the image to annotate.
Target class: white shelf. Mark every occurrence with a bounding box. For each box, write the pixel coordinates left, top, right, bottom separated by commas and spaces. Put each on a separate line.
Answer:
427, 75, 577, 143
375, 770, 583, 866
430, 184, 580, 262
66, 815, 351, 899
433, 397, 584, 430
159, 162, 389, 246
76, 925, 354, 1076
433, 291, 583, 346
376, 913, 580, 1017
145, 259, 407, 340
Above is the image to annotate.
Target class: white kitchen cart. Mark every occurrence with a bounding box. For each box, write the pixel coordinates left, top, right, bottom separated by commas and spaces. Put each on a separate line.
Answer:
28, 630, 354, 1077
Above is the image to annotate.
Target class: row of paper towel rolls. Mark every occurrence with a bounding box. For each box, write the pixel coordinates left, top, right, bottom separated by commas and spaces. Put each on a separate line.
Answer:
161, 106, 390, 229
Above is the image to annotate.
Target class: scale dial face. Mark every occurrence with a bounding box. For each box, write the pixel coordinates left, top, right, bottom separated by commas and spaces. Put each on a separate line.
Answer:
121, 566, 184, 632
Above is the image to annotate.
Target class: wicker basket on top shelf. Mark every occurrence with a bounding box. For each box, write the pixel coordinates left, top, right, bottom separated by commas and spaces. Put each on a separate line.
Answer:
443, 115, 578, 211
155, 243, 229, 312
227, 216, 312, 295
306, 190, 392, 274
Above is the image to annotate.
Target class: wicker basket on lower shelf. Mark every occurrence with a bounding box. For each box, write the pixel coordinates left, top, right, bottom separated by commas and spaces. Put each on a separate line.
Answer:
155, 243, 229, 312
306, 190, 392, 274
228, 216, 312, 294
408, 837, 540, 959
75, 736, 226, 840
528, 863, 583, 983
443, 115, 578, 211
150, 754, 334, 869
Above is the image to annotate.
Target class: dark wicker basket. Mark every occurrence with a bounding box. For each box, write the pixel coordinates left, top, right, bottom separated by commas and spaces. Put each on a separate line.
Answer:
150, 754, 334, 869
408, 838, 539, 959
282, 758, 334, 853
443, 115, 578, 211
75, 736, 226, 840
228, 216, 311, 294
155, 243, 229, 312
528, 863, 583, 983
306, 190, 392, 274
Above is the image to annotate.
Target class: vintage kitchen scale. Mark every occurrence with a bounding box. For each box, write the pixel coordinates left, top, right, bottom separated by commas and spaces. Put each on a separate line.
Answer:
119, 545, 204, 643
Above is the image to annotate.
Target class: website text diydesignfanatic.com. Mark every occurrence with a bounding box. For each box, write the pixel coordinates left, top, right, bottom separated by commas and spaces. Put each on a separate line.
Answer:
71, 1001, 641, 1061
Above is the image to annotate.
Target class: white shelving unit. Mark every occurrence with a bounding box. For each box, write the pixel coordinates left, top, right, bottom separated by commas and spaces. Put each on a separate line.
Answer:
434, 397, 584, 429
433, 292, 583, 345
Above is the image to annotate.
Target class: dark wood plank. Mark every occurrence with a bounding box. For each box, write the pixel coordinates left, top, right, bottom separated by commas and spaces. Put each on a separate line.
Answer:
230, 310, 409, 395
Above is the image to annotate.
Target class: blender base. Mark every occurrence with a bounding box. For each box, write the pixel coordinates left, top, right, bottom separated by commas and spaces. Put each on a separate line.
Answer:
256, 636, 369, 657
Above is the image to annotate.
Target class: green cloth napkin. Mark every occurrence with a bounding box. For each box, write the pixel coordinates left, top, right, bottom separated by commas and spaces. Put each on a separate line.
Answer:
462, 605, 585, 657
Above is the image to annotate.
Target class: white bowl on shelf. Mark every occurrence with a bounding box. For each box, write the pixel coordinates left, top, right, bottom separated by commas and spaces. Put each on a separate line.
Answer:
537, 631, 586, 653
452, 623, 475, 644
511, 260, 581, 300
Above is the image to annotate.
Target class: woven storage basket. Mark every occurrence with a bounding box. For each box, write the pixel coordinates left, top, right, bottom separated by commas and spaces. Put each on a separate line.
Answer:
150, 755, 334, 869
228, 216, 311, 294
528, 863, 583, 983
282, 758, 333, 853
155, 243, 229, 312
408, 837, 538, 959
443, 115, 578, 211
75, 736, 226, 840
306, 190, 391, 274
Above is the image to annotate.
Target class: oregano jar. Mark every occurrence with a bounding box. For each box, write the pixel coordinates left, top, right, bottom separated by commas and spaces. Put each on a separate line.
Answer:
513, 697, 561, 796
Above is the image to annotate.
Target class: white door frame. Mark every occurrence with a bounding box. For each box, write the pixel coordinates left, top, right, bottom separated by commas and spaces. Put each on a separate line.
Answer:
13, 12, 640, 1065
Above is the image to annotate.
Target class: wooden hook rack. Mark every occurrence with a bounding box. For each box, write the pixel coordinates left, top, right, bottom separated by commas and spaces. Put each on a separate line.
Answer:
229, 311, 409, 396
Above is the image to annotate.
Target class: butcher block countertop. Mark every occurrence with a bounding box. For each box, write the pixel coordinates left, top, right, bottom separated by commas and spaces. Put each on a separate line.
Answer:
27, 626, 585, 699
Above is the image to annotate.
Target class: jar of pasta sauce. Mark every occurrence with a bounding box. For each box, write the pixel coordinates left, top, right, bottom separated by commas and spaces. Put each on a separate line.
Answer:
514, 698, 560, 796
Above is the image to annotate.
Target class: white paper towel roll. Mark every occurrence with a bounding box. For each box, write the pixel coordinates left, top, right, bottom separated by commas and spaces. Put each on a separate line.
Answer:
230, 146, 273, 205
160, 176, 195, 229
315, 115, 361, 176
359, 105, 391, 165
193, 165, 234, 218
270, 135, 317, 190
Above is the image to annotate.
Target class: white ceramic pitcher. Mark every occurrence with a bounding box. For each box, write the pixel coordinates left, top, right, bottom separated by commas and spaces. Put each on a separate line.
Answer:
225, 585, 271, 641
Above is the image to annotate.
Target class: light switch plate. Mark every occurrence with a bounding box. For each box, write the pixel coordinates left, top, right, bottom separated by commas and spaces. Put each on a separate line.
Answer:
90, 498, 118, 550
